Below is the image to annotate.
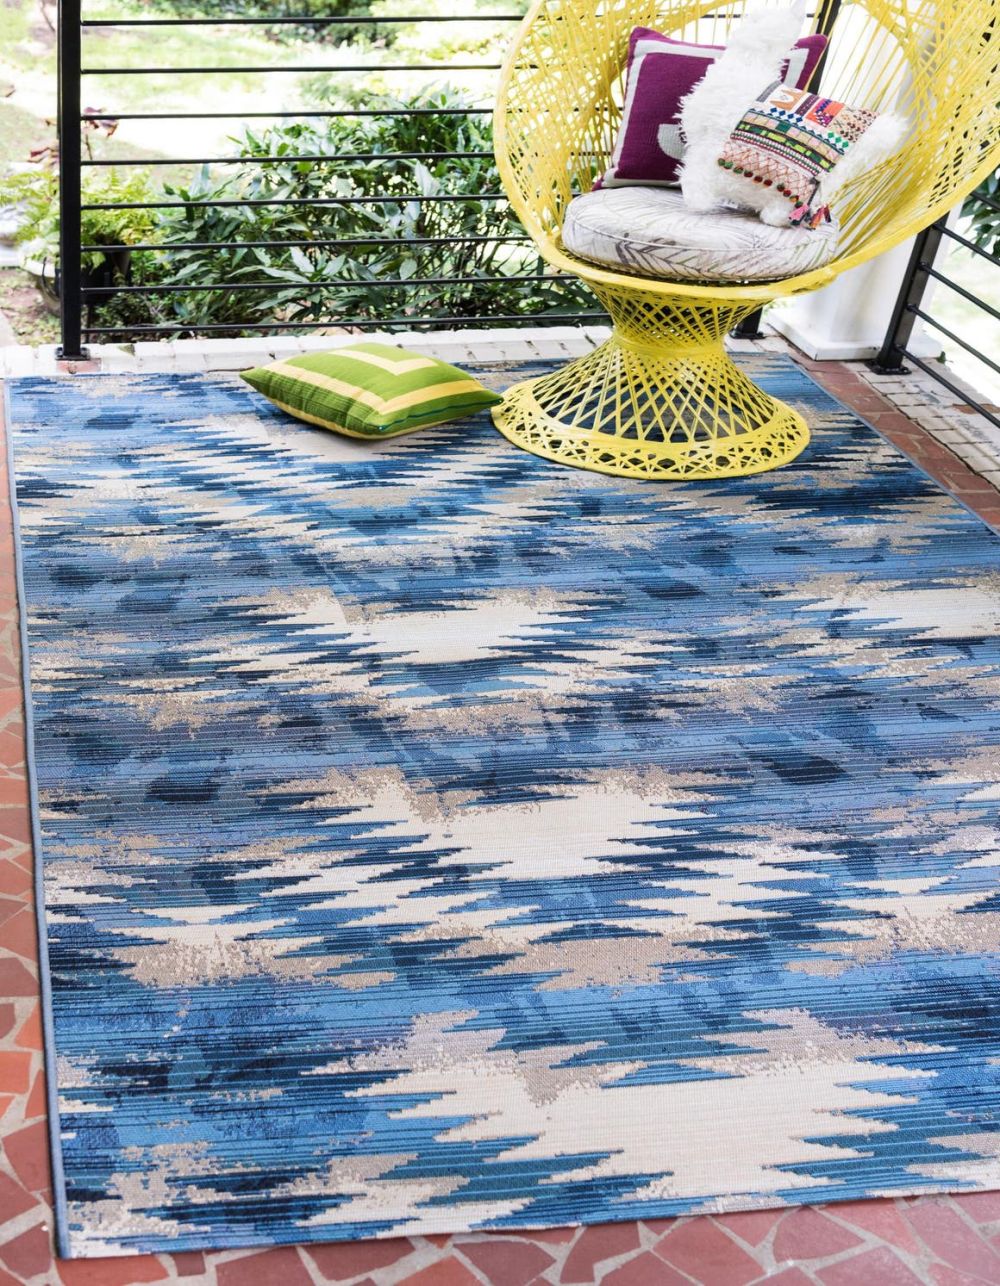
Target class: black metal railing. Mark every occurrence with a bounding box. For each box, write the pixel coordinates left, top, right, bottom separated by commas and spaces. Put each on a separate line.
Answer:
57, 0, 604, 357
873, 194, 1000, 428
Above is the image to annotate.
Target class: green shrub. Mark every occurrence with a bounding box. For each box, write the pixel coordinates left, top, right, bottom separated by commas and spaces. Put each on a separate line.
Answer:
0, 166, 159, 270
962, 170, 999, 259
105, 86, 593, 336
131, 0, 382, 45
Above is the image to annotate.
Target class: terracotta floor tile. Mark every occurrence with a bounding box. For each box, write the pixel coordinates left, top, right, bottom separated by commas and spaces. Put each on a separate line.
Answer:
24, 1070, 46, 1121
457, 1237, 555, 1286
818, 1247, 926, 1286
772, 1208, 863, 1264
602, 1251, 690, 1286
0, 690, 24, 722
952, 1192, 1000, 1228
0, 812, 33, 848
827, 1199, 921, 1255
0, 1004, 15, 1040
0, 959, 36, 996
400, 1256, 482, 1286
0, 1050, 32, 1095
0, 733, 25, 772
0, 1265, 25, 1286
170, 1250, 207, 1277
0, 897, 20, 927
58, 1255, 170, 1285
14, 1004, 42, 1051
522, 1228, 577, 1245
0, 1170, 38, 1223
307, 1237, 416, 1281
57, 362, 102, 375
2, 1119, 51, 1194
714, 1208, 785, 1247
0, 1221, 51, 1279
929, 1265, 999, 1286
764, 1272, 813, 1286
1, 907, 37, 959
639, 1218, 680, 1236
0, 1097, 13, 1122
561, 1223, 642, 1283
0, 863, 27, 900
654, 1220, 761, 1286
215, 1246, 314, 1286
0, 781, 26, 810
905, 1201, 1000, 1280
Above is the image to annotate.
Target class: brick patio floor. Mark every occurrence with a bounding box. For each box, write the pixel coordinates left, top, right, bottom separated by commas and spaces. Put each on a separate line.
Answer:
2, 331, 1000, 1286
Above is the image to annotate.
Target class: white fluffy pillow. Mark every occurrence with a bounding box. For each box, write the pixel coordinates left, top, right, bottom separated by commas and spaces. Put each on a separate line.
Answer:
679, 2, 905, 229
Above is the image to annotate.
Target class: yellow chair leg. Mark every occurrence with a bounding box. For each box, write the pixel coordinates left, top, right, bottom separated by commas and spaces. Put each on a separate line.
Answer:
492, 287, 809, 481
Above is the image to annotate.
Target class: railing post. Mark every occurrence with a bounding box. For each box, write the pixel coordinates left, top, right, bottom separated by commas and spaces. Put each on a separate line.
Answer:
812, 0, 842, 83
871, 220, 944, 373
57, 0, 87, 360
730, 312, 765, 340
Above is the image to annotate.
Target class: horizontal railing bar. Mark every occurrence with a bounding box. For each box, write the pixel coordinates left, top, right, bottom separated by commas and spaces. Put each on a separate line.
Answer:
907, 307, 1000, 378
85, 312, 607, 334
920, 263, 1000, 322
83, 109, 494, 120
82, 272, 570, 295
897, 347, 1000, 429
83, 193, 509, 209
937, 222, 1000, 264
81, 151, 494, 166
83, 234, 531, 253
81, 63, 502, 74
81, 13, 522, 23
966, 189, 1000, 215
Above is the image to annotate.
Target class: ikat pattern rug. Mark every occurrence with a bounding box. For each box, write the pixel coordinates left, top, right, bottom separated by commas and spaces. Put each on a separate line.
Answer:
6, 356, 1000, 1258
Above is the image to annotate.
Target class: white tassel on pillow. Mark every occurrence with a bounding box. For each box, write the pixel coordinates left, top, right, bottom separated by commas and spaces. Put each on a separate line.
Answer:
680, 1, 809, 213
801, 111, 907, 224
679, 1, 907, 230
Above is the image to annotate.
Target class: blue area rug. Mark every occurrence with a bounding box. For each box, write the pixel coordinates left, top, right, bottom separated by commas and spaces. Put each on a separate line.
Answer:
7, 355, 1000, 1258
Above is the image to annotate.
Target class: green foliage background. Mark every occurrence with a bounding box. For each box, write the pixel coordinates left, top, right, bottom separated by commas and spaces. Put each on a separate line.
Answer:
91, 87, 594, 337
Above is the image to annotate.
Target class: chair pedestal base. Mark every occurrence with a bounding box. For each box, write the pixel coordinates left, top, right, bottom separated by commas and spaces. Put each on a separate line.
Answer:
492, 294, 809, 481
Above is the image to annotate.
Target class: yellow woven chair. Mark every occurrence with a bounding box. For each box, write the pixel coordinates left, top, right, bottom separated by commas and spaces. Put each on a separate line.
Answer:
492, 0, 1000, 480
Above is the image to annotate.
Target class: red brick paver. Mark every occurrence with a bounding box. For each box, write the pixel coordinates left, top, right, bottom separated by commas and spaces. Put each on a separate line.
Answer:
772, 1208, 864, 1264
215, 1247, 314, 1286
654, 1221, 760, 1286
561, 1225, 642, 1283
306, 1239, 417, 1281
455, 1238, 556, 1285
2, 358, 1000, 1285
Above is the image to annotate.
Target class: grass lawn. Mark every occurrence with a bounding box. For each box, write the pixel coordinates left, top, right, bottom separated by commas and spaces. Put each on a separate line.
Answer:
0, 99, 54, 165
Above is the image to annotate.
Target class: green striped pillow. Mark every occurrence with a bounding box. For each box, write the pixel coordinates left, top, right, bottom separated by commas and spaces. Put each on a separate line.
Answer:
241, 343, 502, 439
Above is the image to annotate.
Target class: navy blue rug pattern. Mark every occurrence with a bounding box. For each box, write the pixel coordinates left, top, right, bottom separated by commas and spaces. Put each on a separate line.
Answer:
7, 355, 1000, 1257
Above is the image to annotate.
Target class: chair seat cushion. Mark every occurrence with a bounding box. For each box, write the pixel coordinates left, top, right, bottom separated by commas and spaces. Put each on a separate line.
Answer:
561, 186, 839, 284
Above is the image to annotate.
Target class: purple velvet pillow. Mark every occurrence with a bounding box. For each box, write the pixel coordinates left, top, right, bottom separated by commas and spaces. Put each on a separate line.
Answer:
597, 27, 828, 188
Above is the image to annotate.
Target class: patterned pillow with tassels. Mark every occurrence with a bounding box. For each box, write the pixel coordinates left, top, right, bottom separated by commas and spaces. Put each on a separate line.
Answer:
712, 82, 904, 229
